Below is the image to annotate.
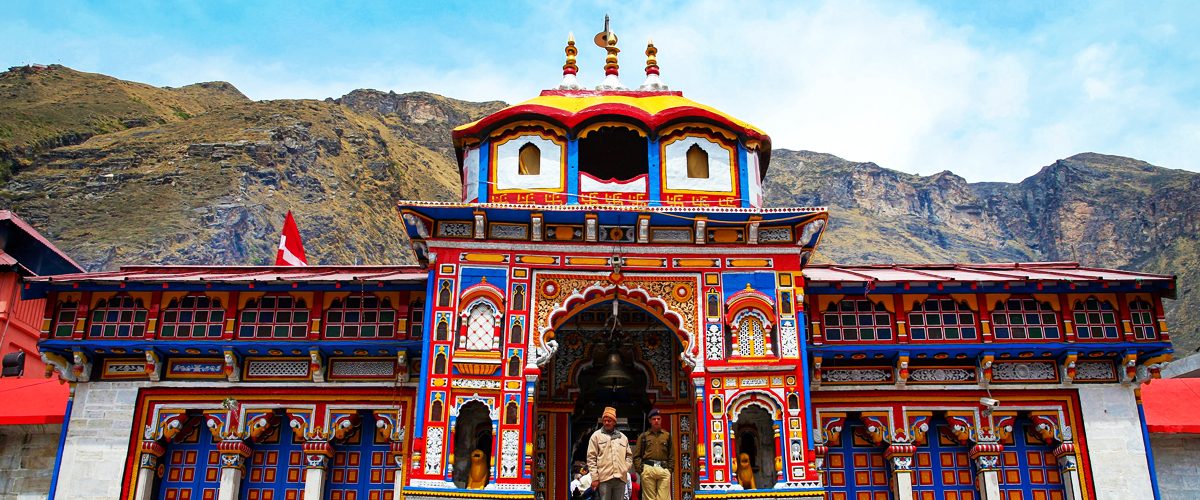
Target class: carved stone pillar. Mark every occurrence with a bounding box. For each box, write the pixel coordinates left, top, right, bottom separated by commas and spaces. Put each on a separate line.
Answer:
302, 442, 333, 500
969, 443, 1003, 500
1054, 442, 1084, 500
132, 440, 165, 500
217, 441, 252, 500
884, 444, 916, 500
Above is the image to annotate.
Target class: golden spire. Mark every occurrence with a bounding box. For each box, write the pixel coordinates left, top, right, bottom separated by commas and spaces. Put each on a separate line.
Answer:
563, 32, 578, 76
645, 38, 658, 75
638, 36, 668, 91
603, 33, 620, 77
594, 15, 626, 90
557, 32, 582, 90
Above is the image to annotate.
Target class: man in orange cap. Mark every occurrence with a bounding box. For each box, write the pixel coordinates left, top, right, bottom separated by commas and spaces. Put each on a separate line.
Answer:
587, 406, 632, 500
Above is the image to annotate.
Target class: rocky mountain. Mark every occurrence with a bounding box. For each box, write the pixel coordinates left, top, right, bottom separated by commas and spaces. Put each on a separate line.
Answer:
0, 65, 1195, 353
764, 150, 1200, 353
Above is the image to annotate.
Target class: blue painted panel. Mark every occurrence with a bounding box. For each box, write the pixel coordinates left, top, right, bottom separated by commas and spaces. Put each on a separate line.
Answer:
478, 140, 491, 203
721, 272, 777, 301
647, 138, 662, 206
159, 421, 220, 500
823, 419, 890, 497
998, 419, 1066, 498
459, 267, 508, 291
911, 420, 975, 497
566, 139, 579, 204
414, 272, 437, 440
737, 145, 750, 208
241, 416, 305, 500
325, 415, 394, 500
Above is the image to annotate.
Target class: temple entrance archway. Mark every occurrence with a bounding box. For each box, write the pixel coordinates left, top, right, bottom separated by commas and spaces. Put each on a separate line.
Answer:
532, 295, 698, 500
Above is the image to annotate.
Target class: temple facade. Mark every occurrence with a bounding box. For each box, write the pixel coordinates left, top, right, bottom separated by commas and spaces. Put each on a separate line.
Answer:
35, 28, 1173, 500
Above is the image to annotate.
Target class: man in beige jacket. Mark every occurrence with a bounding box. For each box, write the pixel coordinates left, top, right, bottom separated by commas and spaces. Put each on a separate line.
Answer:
587, 407, 632, 500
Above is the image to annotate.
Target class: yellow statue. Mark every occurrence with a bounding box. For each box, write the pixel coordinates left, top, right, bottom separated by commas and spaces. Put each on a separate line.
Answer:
467, 449, 489, 489
736, 452, 756, 490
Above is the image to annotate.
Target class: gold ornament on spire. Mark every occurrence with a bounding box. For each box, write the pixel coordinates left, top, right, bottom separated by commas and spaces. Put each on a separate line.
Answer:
645, 38, 658, 76
594, 14, 620, 77
563, 32, 578, 76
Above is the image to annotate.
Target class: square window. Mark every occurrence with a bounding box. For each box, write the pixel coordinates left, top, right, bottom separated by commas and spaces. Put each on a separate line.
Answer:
945, 327, 960, 340
274, 325, 289, 338
327, 326, 341, 338
258, 311, 275, 323
962, 327, 977, 339
328, 311, 342, 323
345, 325, 359, 337
910, 315, 924, 326
380, 311, 395, 323
860, 315, 874, 327
277, 311, 292, 323
826, 315, 840, 327
180, 311, 194, 323
195, 311, 208, 323
295, 312, 308, 323
843, 315, 857, 327
1029, 326, 1043, 339
160, 325, 175, 338
927, 315, 941, 327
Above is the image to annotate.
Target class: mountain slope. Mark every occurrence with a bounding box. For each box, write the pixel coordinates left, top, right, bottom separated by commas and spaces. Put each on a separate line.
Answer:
0, 65, 249, 178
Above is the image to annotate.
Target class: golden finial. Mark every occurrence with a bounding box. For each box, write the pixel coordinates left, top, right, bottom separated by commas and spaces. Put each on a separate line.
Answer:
594, 15, 626, 90
563, 32, 578, 76
558, 32, 582, 90
603, 33, 620, 76
645, 38, 658, 75
638, 36, 668, 91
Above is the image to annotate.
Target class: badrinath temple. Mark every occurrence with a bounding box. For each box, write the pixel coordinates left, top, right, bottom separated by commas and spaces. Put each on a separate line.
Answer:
30, 25, 1174, 500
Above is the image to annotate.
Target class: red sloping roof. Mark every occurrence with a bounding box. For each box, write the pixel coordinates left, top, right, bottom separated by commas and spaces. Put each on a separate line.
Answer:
802, 262, 1175, 284
0, 378, 69, 425
26, 265, 429, 285
1141, 378, 1200, 434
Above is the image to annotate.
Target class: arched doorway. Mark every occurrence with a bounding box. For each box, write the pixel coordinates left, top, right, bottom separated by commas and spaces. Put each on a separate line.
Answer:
533, 297, 697, 500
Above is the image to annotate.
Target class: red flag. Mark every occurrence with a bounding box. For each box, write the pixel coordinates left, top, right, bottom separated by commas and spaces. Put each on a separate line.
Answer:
275, 211, 308, 266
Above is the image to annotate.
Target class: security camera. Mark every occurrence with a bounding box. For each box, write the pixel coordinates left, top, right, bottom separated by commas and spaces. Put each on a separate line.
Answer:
979, 397, 1000, 408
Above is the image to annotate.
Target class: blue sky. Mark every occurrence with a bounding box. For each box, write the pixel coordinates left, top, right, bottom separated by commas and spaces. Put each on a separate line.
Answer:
3, 0, 1197, 182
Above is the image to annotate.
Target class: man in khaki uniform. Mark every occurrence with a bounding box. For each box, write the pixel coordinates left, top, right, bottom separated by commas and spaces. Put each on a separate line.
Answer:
633, 408, 672, 500
587, 406, 632, 500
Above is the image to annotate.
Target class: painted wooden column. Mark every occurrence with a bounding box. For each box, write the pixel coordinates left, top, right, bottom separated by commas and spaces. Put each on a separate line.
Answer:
132, 440, 166, 500
1055, 442, 1084, 500
773, 421, 785, 484
302, 442, 333, 500
969, 443, 1003, 500
392, 441, 408, 498
884, 444, 915, 500
217, 441, 252, 500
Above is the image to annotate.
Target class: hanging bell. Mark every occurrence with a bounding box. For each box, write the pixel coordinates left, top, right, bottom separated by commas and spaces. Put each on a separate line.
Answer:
595, 350, 633, 390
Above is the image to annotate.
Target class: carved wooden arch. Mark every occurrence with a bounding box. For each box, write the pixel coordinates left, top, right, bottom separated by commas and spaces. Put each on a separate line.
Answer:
724, 287, 777, 327
726, 389, 784, 423
535, 278, 699, 368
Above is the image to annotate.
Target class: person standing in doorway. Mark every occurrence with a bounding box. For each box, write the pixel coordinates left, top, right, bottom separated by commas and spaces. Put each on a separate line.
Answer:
587, 407, 632, 500
633, 408, 672, 500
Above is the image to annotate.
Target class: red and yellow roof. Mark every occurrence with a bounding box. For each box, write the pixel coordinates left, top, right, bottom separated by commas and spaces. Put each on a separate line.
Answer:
452, 90, 771, 148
